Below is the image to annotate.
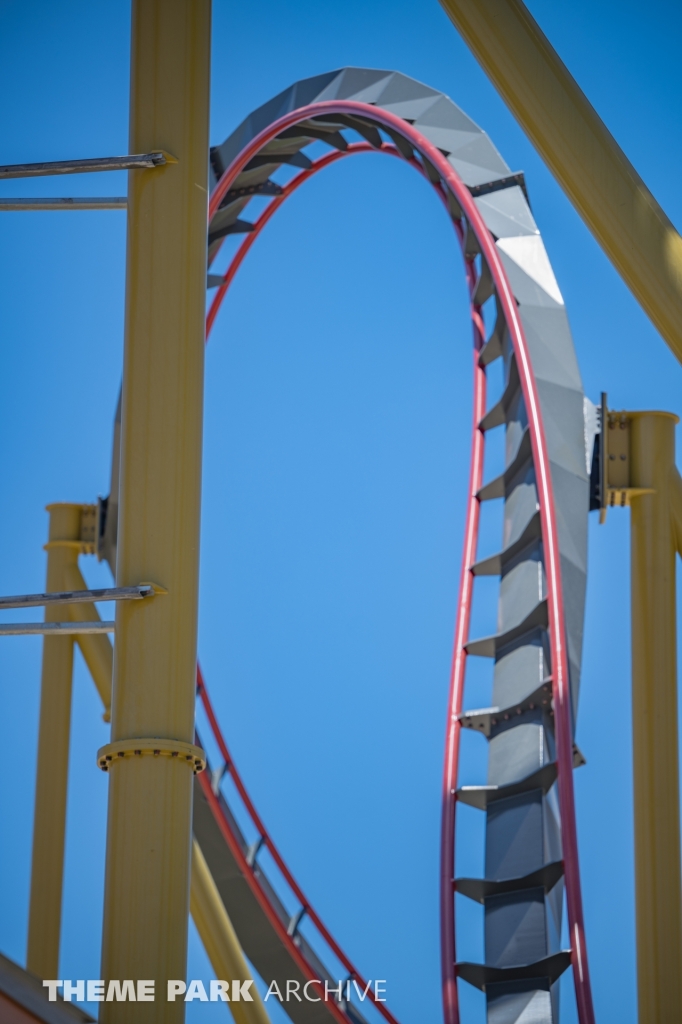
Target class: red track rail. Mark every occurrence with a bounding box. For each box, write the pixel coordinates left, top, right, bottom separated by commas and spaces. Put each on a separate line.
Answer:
439, 293, 487, 1024
199, 102, 595, 1024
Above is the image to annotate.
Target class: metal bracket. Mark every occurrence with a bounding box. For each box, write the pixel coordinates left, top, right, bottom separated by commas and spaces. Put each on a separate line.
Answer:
97, 738, 206, 775
287, 905, 308, 937
245, 835, 266, 868
211, 762, 229, 795
467, 170, 530, 207
457, 950, 571, 991
595, 393, 656, 523
456, 761, 558, 810
458, 678, 554, 737
454, 859, 565, 903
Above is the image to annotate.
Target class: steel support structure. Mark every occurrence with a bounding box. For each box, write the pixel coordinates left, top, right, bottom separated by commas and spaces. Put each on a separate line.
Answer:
27, 539, 267, 1023
98, 1, 211, 1019
27, 504, 82, 980
27, 503, 113, 979
437, 0, 682, 366
629, 413, 682, 1024
596, 405, 682, 1020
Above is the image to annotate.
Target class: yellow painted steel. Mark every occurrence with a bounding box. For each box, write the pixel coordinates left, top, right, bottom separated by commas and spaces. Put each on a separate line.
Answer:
190, 841, 271, 1024
63, 561, 113, 718
671, 466, 682, 555
98, 0, 211, 1018
27, 504, 81, 979
629, 411, 682, 1024
437, 0, 682, 365
65, 568, 263, 1019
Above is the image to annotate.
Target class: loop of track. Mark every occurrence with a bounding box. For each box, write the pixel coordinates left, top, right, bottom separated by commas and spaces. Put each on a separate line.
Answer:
198, 101, 595, 1024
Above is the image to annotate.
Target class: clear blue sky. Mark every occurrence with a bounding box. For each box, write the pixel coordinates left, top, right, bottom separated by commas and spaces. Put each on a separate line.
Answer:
0, 1, 681, 1022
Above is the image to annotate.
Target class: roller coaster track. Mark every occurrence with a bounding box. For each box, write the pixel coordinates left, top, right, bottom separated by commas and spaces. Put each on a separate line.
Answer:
194, 142, 406, 1024
194, 666, 396, 1024
102, 68, 595, 1024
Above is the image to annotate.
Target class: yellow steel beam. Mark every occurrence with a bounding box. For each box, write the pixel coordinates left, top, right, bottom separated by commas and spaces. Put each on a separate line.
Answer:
190, 841, 271, 1024
671, 466, 682, 556
437, 0, 682, 364
63, 561, 112, 719
66, 596, 265, 1019
629, 411, 682, 1023
27, 504, 81, 979
99, 0, 211, 1019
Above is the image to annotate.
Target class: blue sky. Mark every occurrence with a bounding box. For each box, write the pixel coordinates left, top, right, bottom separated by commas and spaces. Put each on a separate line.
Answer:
0, 1, 681, 1022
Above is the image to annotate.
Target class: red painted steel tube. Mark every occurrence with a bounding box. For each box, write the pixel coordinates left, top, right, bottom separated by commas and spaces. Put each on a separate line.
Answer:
201, 144, 456, 1024
206, 142, 408, 337
203, 101, 594, 1024
440, 293, 486, 1024
203, 146, 412, 1024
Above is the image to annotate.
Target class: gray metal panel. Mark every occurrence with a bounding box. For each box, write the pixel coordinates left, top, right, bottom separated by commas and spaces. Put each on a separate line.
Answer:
503, 468, 540, 551
486, 794, 544, 881
485, 889, 548, 968
487, 716, 547, 787
487, 985, 553, 1024
472, 512, 541, 577
474, 187, 538, 240
492, 634, 550, 710
497, 552, 545, 635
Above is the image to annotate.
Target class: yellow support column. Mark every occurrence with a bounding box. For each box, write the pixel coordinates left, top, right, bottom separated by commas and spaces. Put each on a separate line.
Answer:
27, 503, 82, 979
98, 0, 211, 1019
629, 411, 682, 1024
437, 0, 682, 365
70, 618, 268, 1020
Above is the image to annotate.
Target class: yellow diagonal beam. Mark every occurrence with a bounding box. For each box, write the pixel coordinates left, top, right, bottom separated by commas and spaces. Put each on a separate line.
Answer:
438, 0, 682, 364
191, 841, 271, 1024
63, 561, 112, 719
